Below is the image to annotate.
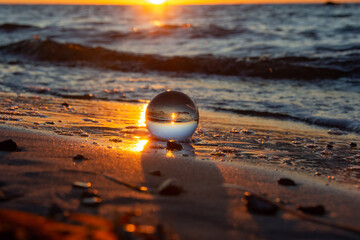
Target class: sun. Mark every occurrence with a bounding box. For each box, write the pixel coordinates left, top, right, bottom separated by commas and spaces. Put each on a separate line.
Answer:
147, 0, 166, 4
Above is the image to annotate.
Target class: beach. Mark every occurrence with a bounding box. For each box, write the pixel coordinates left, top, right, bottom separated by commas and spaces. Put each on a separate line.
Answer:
1, 93, 360, 239
1, 3, 360, 239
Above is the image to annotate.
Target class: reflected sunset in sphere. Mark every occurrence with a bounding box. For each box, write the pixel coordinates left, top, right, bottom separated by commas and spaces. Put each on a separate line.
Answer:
146, 91, 199, 141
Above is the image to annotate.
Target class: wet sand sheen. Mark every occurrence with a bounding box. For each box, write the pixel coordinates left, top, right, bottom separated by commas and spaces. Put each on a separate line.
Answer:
0, 93, 360, 239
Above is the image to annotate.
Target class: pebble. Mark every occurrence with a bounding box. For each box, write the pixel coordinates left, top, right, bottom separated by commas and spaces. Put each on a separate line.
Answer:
231, 128, 239, 133
73, 154, 88, 161
297, 204, 326, 216
149, 170, 162, 177
277, 178, 297, 186
240, 129, 255, 135
0, 139, 18, 152
47, 203, 69, 221
244, 192, 279, 215
0, 189, 22, 202
328, 128, 347, 135
257, 154, 268, 159
350, 142, 357, 148
81, 196, 102, 207
81, 189, 102, 207
81, 189, 99, 198
109, 138, 123, 143
166, 140, 183, 151
158, 179, 183, 196
306, 144, 317, 149
326, 144, 334, 150
72, 181, 91, 189
320, 150, 332, 157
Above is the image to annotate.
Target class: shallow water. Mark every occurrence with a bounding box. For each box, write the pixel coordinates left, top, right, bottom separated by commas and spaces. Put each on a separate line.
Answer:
0, 4, 359, 133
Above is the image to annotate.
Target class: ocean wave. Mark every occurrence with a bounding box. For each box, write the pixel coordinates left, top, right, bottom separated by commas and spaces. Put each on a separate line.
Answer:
0, 23, 39, 32
99, 23, 243, 40
213, 107, 360, 133
1, 38, 359, 80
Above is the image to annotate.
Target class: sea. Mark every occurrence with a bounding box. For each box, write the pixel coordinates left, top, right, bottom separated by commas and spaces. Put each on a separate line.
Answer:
0, 4, 360, 183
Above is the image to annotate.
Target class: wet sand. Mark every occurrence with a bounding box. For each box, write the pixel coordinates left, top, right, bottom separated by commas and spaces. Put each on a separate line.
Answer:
1, 93, 360, 239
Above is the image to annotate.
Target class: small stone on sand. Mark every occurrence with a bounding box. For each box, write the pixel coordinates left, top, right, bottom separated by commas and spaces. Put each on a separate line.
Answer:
166, 140, 183, 151
72, 181, 91, 189
350, 142, 357, 148
73, 154, 88, 161
297, 204, 326, 216
150, 170, 162, 176
244, 192, 279, 215
0, 139, 18, 152
81, 196, 102, 207
158, 179, 183, 196
278, 178, 297, 186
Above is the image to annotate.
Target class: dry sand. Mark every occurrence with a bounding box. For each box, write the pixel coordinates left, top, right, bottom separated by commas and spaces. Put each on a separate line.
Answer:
1, 124, 360, 240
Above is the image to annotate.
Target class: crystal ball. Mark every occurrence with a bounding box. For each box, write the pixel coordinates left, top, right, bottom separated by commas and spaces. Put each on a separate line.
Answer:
146, 91, 199, 141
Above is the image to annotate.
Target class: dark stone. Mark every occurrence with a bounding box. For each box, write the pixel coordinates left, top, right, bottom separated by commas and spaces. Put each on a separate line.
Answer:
47, 203, 69, 221
61, 102, 70, 107
150, 170, 162, 177
278, 178, 297, 186
0, 181, 7, 187
326, 144, 333, 150
81, 189, 99, 199
166, 140, 183, 151
297, 204, 326, 216
0, 190, 23, 202
73, 154, 88, 161
158, 179, 183, 196
350, 142, 357, 148
244, 192, 279, 215
0, 139, 18, 152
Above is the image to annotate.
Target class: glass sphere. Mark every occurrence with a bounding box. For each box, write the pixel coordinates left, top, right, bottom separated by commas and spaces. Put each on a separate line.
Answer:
146, 91, 199, 141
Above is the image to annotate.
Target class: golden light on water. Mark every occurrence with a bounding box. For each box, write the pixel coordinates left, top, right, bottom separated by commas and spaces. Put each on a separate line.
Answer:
166, 151, 175, 158
153, 20, 164, 27
147, 0, 166, 4
138, 104, 148, 127
134, 139, 149, 152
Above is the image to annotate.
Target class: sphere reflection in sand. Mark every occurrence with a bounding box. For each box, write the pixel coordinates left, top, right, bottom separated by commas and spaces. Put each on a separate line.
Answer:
146, 91, 199, 141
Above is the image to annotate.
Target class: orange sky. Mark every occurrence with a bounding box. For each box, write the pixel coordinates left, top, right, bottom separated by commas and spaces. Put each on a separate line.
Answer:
0, 0, 359, 4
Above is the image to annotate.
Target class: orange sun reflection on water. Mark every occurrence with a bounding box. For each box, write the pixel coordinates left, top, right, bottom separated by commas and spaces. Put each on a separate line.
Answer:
134, 139, 149, 152
138, 104, 148, 127
130, 104, 149, 152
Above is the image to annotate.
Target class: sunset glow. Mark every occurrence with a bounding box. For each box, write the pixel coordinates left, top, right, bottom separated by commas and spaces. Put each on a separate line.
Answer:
148, 0, 166, 4
2, 0, 360, 4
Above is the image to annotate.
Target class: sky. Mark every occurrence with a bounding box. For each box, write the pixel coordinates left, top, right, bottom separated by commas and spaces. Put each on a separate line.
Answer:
0, 0, 358, 4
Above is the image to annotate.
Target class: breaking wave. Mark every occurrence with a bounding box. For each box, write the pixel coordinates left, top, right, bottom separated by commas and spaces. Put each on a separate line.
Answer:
1, 38, 359, 80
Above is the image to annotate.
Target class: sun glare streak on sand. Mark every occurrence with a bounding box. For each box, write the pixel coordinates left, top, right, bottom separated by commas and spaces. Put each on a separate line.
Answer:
134, 139, 149, 152
138, 104, 148, 127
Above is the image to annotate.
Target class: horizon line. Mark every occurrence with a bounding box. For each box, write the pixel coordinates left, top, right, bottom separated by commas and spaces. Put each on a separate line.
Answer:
0, 1, 359, 5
